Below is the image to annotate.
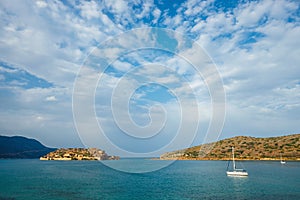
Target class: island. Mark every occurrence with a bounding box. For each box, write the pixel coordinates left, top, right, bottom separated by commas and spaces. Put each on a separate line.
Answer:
160, 133, 300, 161
40, 148, 120, 161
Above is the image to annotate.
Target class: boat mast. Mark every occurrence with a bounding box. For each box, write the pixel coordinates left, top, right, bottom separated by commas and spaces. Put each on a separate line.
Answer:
232, 147, 236, 170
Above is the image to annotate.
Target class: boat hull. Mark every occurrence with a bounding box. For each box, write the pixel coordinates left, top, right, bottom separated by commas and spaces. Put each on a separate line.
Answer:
226, 171, 248, 177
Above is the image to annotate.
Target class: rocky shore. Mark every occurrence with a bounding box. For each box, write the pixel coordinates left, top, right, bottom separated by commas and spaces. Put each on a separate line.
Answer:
40, 148, 120, 161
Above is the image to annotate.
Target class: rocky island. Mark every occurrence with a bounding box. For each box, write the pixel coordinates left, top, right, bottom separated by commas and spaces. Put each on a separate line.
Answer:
160, 133, 300, 161
40, 148, 120, 161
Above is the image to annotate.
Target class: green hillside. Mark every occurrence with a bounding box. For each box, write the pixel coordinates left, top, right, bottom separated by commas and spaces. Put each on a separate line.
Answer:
160, 133, 300, 160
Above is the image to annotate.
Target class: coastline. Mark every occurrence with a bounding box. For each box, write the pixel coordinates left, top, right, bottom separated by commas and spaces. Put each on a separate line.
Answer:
39, 148, 120, 161
159, 134, 300, 161
157, 157, 300, 161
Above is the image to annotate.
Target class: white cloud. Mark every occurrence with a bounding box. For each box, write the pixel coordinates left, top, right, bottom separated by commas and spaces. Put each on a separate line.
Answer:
45, 95, 57, 102
79, 0, 100, 20
0, 66, 18, 73
0, 0, 299, 153
234, 0, 272, 27
152, 8, 161, 24
36, 0, 47, 8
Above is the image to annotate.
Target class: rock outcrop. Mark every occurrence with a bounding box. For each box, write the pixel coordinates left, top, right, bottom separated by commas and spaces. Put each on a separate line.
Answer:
40, 148, 120, 160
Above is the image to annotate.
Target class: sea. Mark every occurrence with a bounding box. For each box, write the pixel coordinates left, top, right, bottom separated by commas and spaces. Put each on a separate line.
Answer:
0, 159, 299, 200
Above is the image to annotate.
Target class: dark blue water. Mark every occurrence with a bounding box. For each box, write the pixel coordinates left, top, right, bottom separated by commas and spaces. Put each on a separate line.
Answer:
0, 159, 299, 200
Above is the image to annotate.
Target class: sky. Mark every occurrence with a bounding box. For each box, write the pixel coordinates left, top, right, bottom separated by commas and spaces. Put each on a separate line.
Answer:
0, 0, 299, 157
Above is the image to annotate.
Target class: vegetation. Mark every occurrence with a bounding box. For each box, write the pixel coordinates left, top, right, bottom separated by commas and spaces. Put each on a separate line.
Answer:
160, 133, 300, 160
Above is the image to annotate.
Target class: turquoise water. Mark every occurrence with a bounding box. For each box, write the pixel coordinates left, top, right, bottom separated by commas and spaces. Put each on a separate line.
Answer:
0, 159, 299, 199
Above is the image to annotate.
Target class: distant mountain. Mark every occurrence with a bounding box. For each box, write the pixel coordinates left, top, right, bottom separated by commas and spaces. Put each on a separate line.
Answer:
0, 135, 56, 158
160, 133, 300, 160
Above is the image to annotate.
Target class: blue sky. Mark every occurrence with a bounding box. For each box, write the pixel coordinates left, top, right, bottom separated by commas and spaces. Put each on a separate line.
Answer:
0, 0, 299, 156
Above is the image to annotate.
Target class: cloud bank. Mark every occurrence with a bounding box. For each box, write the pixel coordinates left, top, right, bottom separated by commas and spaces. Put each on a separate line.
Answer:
0, 0, 299, 156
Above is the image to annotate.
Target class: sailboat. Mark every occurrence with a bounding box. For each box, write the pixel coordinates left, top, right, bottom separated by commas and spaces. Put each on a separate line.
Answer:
226, 147, 248, 177
280, 153, 286, 164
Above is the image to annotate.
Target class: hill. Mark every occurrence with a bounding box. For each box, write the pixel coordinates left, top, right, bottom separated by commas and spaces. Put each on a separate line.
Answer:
0, 135, 56, 158
160, 133, 300, 160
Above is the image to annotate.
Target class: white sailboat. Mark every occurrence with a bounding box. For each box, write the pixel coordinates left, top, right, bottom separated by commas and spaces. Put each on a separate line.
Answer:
280, 153, 286, 164
226, 147, 248, 177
